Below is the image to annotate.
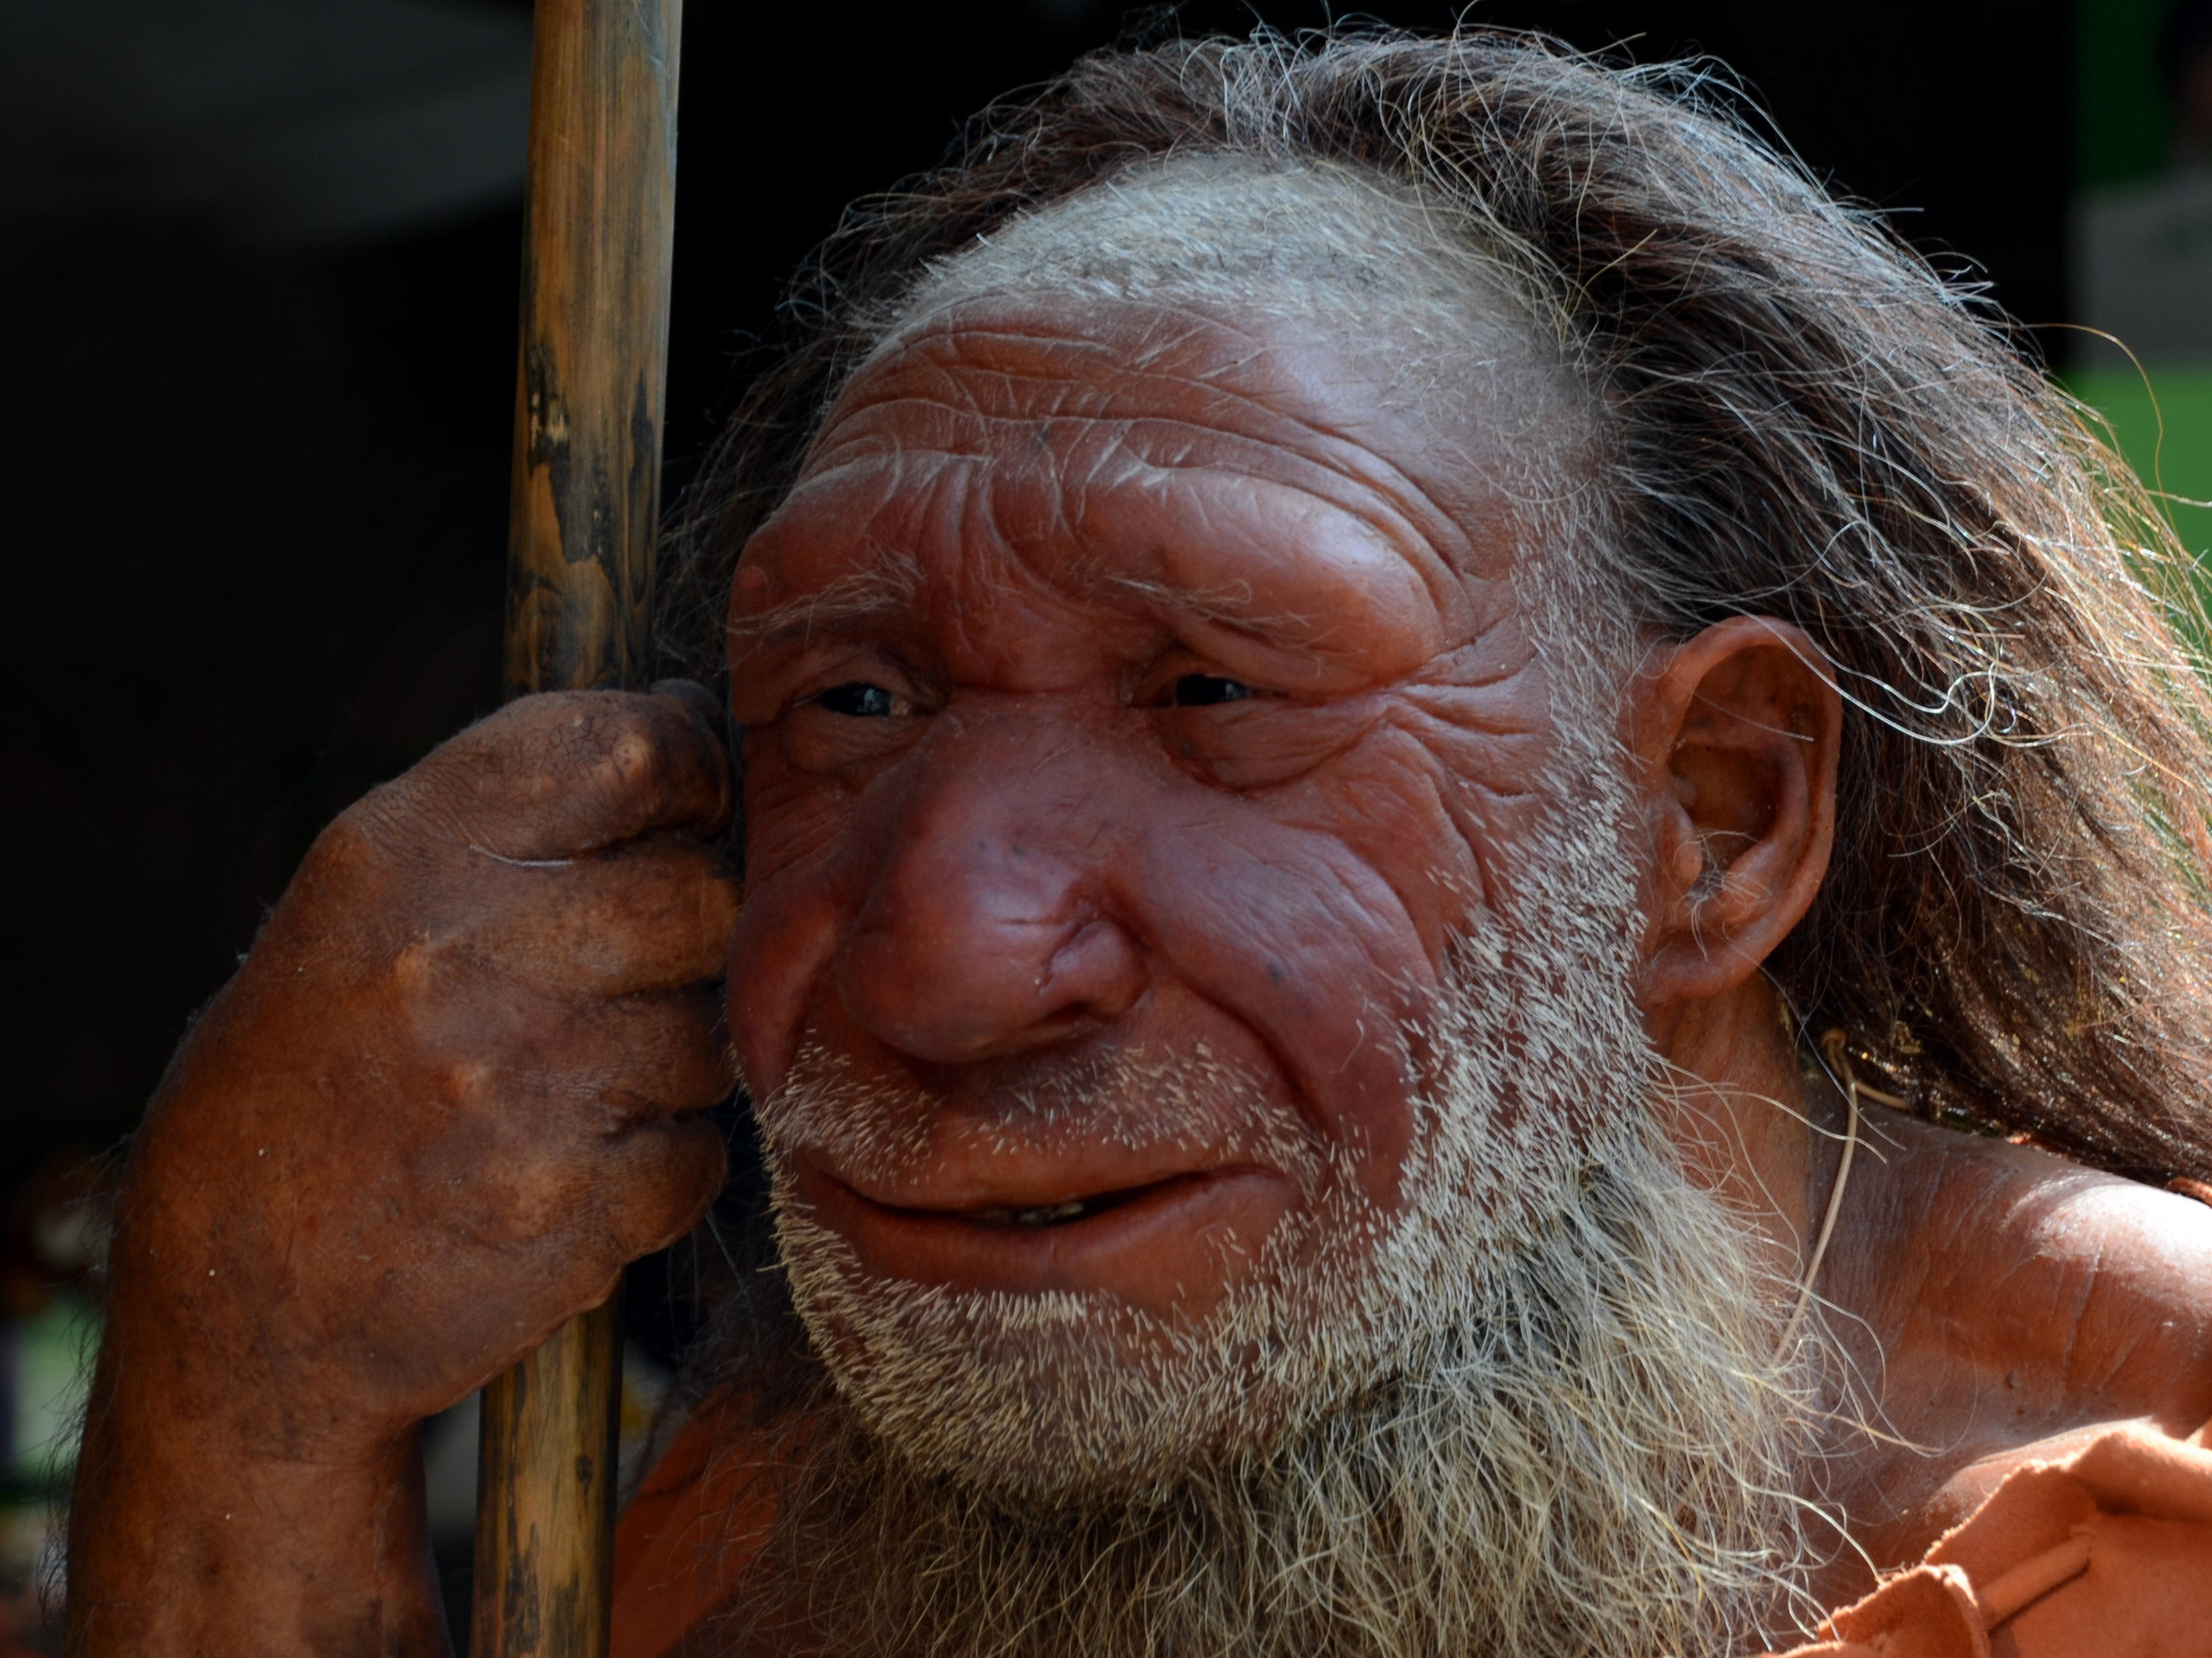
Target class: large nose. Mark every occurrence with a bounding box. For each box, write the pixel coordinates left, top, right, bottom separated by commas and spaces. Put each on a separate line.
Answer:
835, 715, 1148, 1065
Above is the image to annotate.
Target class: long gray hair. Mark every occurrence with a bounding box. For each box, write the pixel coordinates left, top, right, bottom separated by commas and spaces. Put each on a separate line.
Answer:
665, 26, 2212, 1184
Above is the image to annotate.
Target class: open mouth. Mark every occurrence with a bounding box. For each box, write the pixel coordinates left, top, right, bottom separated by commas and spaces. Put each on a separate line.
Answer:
961, 1186, 1148, 1227
801, 1161, 1297, 1306
882, 1173, 1207, 1231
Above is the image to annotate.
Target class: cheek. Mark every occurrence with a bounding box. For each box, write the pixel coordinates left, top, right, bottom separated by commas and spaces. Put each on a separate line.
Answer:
1287, 723, 1504, 960
1306, 702, 1563, 955
1358, 682, 1578, 933
726, 759, 860, 1097
740, 749, 856, 887
1119, 784, 1447, 1213
1135, 713, 1558, 1213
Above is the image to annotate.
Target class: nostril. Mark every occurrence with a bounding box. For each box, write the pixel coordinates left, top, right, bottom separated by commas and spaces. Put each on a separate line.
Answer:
836, 911, 1148, 1065
1039, 918, 1148, 1025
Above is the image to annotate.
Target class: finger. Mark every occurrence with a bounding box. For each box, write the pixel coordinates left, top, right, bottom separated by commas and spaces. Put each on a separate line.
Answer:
404, 989, 734, 1164
440, 838, 741, 998
471, 998, 732, 1259
650, 677, 729, 747
595, 1114, 730, 1264
386, 689, 734, 862
571, 989, 739, 1126
400, 1087, 728, 1319
410, 986, 734, 1126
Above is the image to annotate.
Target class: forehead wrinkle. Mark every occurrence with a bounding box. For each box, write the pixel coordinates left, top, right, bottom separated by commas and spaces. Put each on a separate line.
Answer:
837, 301, 1496, 493
822, 362, 1297, 461
832, 318, 1505, 619
833, 299, 1324, 455
769, 303, 1547, 682
870, 300, 1273, 388
815, 393, 1486, 644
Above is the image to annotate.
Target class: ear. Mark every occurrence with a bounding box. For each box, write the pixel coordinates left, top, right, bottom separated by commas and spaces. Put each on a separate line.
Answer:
1628, 615, 1840, 1009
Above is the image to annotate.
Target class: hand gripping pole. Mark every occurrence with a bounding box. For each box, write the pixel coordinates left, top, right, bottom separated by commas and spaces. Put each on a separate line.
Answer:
475, 1, 682, 1651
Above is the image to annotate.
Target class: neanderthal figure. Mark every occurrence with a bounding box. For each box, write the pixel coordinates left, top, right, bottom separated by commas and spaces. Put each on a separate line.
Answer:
68, 31, 2212, 1658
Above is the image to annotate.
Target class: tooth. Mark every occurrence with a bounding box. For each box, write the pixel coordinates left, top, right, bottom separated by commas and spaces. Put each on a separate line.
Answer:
1014, 1200, 1086, 1225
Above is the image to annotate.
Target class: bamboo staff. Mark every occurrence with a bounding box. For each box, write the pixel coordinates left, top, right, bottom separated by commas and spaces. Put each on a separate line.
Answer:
475, 1, 682, 1652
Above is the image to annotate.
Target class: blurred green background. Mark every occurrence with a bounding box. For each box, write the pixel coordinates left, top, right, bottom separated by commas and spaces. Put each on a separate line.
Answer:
2073, 0, 2212, 558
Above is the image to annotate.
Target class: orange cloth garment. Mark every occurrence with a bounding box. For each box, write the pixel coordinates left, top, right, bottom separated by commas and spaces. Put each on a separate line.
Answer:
613, 1397, 772, 1658
611, 1407, 2212, 1658
1770, 1419, 2212, 1658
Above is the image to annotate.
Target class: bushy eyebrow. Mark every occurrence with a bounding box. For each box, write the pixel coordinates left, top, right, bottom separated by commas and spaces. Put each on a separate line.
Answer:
727, 554, 924, 650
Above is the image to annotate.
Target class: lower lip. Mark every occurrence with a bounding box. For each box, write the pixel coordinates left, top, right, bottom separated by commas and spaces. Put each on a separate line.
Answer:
791, 1163, 1299, 1317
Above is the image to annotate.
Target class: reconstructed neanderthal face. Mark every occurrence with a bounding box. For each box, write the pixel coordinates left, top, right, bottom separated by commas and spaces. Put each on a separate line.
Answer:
720, 167, 1809, 1572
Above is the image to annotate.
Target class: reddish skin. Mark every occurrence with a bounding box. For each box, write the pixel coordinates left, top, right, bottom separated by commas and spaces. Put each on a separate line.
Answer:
68, 690, 737, 1655
67, 296, 2212, 1653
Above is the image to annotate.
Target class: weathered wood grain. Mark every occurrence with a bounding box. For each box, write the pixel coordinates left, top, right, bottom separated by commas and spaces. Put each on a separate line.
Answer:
474, 1293, 626, 1658
477, 0, 682, 1651
503, 0, 682, 700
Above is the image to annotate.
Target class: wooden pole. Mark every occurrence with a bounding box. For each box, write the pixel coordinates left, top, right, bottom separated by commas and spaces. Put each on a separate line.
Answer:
475, 0, 682, 1652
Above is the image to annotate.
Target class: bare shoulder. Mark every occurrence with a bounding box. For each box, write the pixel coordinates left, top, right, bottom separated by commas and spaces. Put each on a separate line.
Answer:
1818, 1110, 2212, 1578
1838, 1110, 2212, 1431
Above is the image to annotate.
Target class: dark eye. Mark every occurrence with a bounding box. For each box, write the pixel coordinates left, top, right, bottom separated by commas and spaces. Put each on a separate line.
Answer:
1172, 673, 1255, 707
813, 682, 909, 717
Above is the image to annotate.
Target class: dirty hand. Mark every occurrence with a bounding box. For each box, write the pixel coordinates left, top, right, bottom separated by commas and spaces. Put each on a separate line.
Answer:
70, 685, 737, 1658
122, 683, 735, 1438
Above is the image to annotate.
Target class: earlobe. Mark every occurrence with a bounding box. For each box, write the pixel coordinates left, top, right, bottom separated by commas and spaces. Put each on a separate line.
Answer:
1632, 616, 1840, 1008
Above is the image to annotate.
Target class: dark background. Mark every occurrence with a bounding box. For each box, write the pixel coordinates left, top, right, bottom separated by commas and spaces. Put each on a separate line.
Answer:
0, 0, 2068, 1215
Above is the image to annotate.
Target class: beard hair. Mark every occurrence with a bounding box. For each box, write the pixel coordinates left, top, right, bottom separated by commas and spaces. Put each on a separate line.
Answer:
708, 735, 1823, 1657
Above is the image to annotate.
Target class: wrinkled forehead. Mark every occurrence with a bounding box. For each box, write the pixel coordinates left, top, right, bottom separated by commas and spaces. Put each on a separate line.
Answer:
732, 156, 1594, 666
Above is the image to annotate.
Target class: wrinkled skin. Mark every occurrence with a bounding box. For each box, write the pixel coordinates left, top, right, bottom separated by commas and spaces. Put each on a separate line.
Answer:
68, 690, 738, 1654
68, 296, 2212, 1655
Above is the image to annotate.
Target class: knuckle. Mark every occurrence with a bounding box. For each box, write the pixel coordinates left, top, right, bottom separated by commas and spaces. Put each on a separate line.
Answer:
573, 695, 689, 799
438, 1056, 502, 1112
530, 692, 724, 828
302, 802, 385, 879
392, 936, 440, 995
603, 725, 670, 796
389, 929, 480, 1021
482, 690, 643, 779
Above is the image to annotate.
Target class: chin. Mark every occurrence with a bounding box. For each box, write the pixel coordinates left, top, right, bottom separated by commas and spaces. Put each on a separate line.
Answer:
728, 1119, 1816, 1658
770, 1181, 1349, 1501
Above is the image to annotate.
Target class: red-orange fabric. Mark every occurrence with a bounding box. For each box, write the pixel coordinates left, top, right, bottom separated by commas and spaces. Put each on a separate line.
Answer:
1771, 1420, 2212, 1658
612, 1400, 767, 1658
611, 1412, 2212, 1658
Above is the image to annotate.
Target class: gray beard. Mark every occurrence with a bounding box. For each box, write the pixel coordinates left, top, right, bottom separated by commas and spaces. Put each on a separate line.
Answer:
703, 769, 1824, 1657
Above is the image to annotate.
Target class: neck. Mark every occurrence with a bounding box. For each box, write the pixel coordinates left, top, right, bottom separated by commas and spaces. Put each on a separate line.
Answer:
1648, 977, 1816, 1289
